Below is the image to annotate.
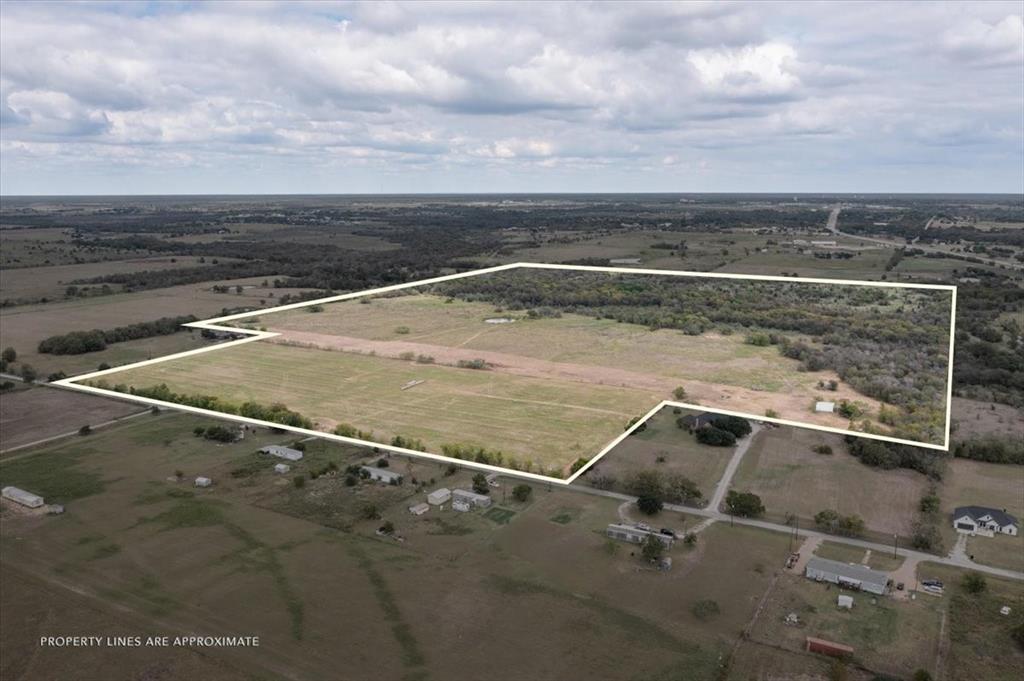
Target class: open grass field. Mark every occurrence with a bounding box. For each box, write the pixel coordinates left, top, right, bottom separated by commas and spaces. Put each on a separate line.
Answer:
813, 540, 904, 572
0, 275, 315, 376
260, 290, 888, 432
0, 227, 155, 268
940, 459, 1024, 571
0, 385, 144, 452
730, 426, 928, 540
583, 406, 734, 503
951, 397, 1024, 443
0, 411, 799, 681
747, 571, 945, 679
97, 341, 660, 475
914, 563, 1024, 681
0, 256, 221, 303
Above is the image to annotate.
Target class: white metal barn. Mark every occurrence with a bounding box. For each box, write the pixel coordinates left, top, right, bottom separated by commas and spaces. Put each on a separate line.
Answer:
260, 445, 304, 462
1, 486, 44, 508
452, 489, 492, 509
427, 488, 452, 505
814, 401, 836, 413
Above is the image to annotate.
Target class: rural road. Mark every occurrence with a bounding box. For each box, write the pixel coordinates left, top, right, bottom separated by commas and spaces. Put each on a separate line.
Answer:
707, 423, 762, 513
566, 483, 1024, 582
1, 409, 152, 457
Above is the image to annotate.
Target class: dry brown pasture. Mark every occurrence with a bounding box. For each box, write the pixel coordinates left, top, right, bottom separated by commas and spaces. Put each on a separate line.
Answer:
0, 385, 143, 452
581, 406, 734, 503
951, 397, 1024, 443
0, 412, 793, 681
730, 426, 928, 539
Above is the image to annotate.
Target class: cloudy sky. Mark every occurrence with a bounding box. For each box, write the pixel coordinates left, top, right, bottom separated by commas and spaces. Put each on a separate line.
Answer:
1, 1, 1021, 195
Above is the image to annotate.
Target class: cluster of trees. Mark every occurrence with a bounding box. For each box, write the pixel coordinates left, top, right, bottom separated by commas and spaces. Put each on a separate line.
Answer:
38, 315, 197, 355
623, 469, 703, 510
952, 437, 1024, 465
845, 437, 948, 480
813, 509, 866, 537
724, 491, 765, 518
95, 381, 312, 429
193, 425, 236, 442
910, 485, 944, 552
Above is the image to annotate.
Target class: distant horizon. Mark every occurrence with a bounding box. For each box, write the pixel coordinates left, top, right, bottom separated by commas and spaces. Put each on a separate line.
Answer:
2, 191, 1021, 200
1, 1, 1020, 195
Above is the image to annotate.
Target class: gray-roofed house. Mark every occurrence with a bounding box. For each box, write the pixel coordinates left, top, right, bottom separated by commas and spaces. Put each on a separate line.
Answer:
952, 506, 1019, 537
361, 465, 403, 485
605, 523, 674, 548
804, 557, 889, 595
260, 445, 304, 462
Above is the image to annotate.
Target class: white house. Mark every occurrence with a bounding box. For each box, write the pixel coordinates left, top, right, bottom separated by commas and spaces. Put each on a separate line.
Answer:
194, 477, 212, 488
605, 523, 674, 548
260, 445, 304, 462
814, 401, 835, 413
273, 463, 291, 474
427, 488, 451, 505
952, 506, 1019, 537
452, 489, 492, 509
361, 465, 403, 485
1, 486, 44, 508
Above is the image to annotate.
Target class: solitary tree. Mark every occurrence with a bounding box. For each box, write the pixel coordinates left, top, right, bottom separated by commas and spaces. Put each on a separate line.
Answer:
640, 534, 664, 562
637, 495, 663, 515
512, 484, 532, 502
471, 472, 490, 495
961, 572, 987, 595
725, 491, 765, 518
1, 347, 15, 363
19, 364, 37, 384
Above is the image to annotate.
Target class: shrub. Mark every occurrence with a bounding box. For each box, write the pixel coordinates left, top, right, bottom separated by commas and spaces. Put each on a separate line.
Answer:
961, 572, 987, 594
696, 426, 736, 447
511, 484, 532, 502
691, 599, 720, 620
813, 444, 833, 455
78, 425, 92, 436
293, 476, 305, 488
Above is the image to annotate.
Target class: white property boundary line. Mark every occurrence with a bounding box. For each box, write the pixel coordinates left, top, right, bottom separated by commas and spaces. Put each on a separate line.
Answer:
54, 262, 957, 485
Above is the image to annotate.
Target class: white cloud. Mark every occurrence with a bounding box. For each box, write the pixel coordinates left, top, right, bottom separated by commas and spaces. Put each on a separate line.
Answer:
942, 14, 1023, 67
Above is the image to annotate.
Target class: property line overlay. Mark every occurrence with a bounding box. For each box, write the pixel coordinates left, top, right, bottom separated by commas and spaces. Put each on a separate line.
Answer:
54, 262, 958, 485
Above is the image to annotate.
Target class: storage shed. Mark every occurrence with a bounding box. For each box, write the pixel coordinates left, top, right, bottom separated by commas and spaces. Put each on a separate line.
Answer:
274, 463, 291, 474
427, 488, 452, 505
194, 477, 212, 488
814, 401, 836, 413
408, 502, 429, 516
1, 486, 44, 508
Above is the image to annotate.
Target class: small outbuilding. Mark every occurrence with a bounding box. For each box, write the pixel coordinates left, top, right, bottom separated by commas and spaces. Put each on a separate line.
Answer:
814, 401, 836, 414
408, 502, 429, 516
273, 463, 291, 474
837, 595, 854, 609
427, 488, 452, 505
260, 445, 304, 462
194, 477, 212, 488
2, 486, 44, 508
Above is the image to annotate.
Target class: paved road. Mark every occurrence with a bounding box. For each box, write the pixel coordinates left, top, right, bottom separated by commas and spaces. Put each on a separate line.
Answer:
568, 483, 1024, 582
1, 409, 152, 457
825, 205, 1024, 272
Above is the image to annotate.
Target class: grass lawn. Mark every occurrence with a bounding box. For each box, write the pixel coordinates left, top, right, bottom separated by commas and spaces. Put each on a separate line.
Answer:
731, 426, 928, 541
93, 341, 658, 476
814, 541, 904, 572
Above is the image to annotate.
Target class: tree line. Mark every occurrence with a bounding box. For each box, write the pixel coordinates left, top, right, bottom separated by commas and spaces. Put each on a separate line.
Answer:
38, 315, 198, 355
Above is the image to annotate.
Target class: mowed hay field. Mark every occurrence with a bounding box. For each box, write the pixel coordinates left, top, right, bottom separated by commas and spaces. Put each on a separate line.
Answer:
0, 256, 220, 302
0, 276, 314, 376
100, 341, 660, 474
730, 427, 928, 538
261, 291, 886, 432
583, 406, 734, 502
941, 459, 1024, 571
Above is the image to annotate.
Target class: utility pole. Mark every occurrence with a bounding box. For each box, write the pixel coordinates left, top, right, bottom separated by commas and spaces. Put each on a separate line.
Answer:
893, 534, 898, 559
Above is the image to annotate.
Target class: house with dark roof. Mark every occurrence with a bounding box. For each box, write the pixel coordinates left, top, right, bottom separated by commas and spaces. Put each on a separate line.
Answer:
678, 412, 718, 432
952, 506, 1019, 537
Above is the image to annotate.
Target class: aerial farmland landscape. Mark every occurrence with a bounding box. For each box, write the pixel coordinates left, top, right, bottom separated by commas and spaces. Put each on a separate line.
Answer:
1, 2, 1023, 681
